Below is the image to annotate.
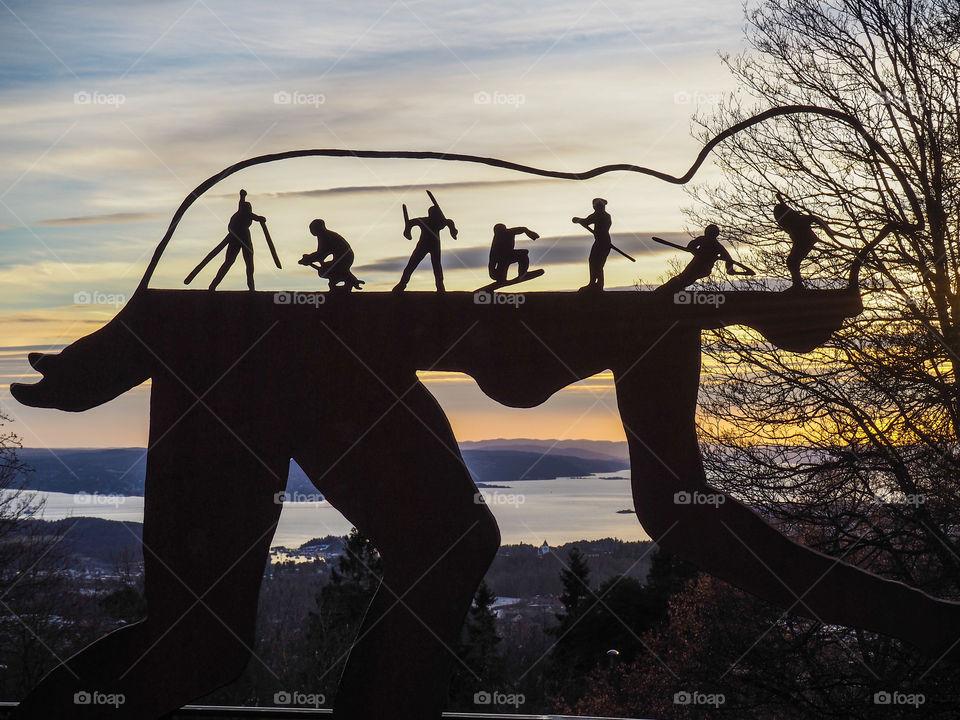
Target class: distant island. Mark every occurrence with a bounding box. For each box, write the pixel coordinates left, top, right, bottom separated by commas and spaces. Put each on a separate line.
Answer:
16, 439, 630, 498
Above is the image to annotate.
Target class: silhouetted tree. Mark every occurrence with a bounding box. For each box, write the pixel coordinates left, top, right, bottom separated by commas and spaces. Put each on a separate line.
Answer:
641, 547, 699, 615
305, 528, 383, 701
661, 0, 960, 713
462, 580, 501, 679
0, 411, 84, 698
557, 547, 592, 624
99, 547, 146, 622
547, 547, 594, 701
573, 572, 960, 719
551, 547, 700, 711
448, 580, 504, 708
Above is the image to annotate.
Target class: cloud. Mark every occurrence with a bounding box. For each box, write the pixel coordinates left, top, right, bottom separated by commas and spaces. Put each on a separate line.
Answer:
246, 178, 550, 200
37, 212, 164, 227
0, 344, 67, 353
355, 231, 687, 273
530, 231, 691, 264
358, 248, 488, 274
0, 1, 741, 81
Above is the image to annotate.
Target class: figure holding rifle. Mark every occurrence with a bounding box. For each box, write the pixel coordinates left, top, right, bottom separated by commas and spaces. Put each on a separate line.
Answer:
184, 189, 282, 291
572, 198, 634, 292
655, 225, 754, 295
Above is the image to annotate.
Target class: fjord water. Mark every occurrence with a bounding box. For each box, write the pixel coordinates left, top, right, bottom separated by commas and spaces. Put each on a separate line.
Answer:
28, 471, 649, 547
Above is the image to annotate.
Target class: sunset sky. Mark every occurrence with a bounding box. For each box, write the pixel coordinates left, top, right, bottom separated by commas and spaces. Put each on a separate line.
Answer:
0, 0, 748, 447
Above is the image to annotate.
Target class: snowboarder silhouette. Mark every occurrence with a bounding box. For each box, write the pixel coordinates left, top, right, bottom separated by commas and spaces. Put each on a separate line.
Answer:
773, 193, 837, 289
488, 223, 539, 283
657, 224, 737, 294
299, 219, 364, 291
393, 191, 458, 293
572, 198, 614, 291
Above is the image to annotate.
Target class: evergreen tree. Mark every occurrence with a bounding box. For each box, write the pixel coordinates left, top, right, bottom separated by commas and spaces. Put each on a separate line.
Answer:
327, 527, 382, 592
556, 546, 591, 629
549, 547, 699, 708
304, 528, 383, 700
448, 579, 504, 708
641, 547, 699, 619
548, 547, 594, 703
462, 580, 501, 677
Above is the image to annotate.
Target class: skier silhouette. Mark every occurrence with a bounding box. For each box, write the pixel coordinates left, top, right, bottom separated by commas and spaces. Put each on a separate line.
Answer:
658, 224, 735, 294
183, 190, 281, 290
572, 198, 612, 291
488, 224, 539, 282
299, 219, 364, 291
208, 190, 264, 291
393, 194, 458, 293
184, 190, 266, 291
773, 193, 837, 289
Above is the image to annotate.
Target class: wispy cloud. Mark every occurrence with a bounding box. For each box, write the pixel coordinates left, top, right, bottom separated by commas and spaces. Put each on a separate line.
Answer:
251, 178, 549, 200
36, 211, 164, 227
356, 231, 686, 273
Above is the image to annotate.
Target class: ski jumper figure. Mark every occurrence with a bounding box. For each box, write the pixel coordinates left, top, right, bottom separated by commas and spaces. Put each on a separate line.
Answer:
659, 224, 734, 294
572, 197, 612, 291
299, 219, 364, 291
393, 194, 458, 293
773, 193, 835, 289
488, 224, 539, 283
208, 190, 264, 292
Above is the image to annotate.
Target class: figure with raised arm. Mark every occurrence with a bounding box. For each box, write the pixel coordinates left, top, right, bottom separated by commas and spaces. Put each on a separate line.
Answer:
393, 191, 458, 293
299, 219, 364, 292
